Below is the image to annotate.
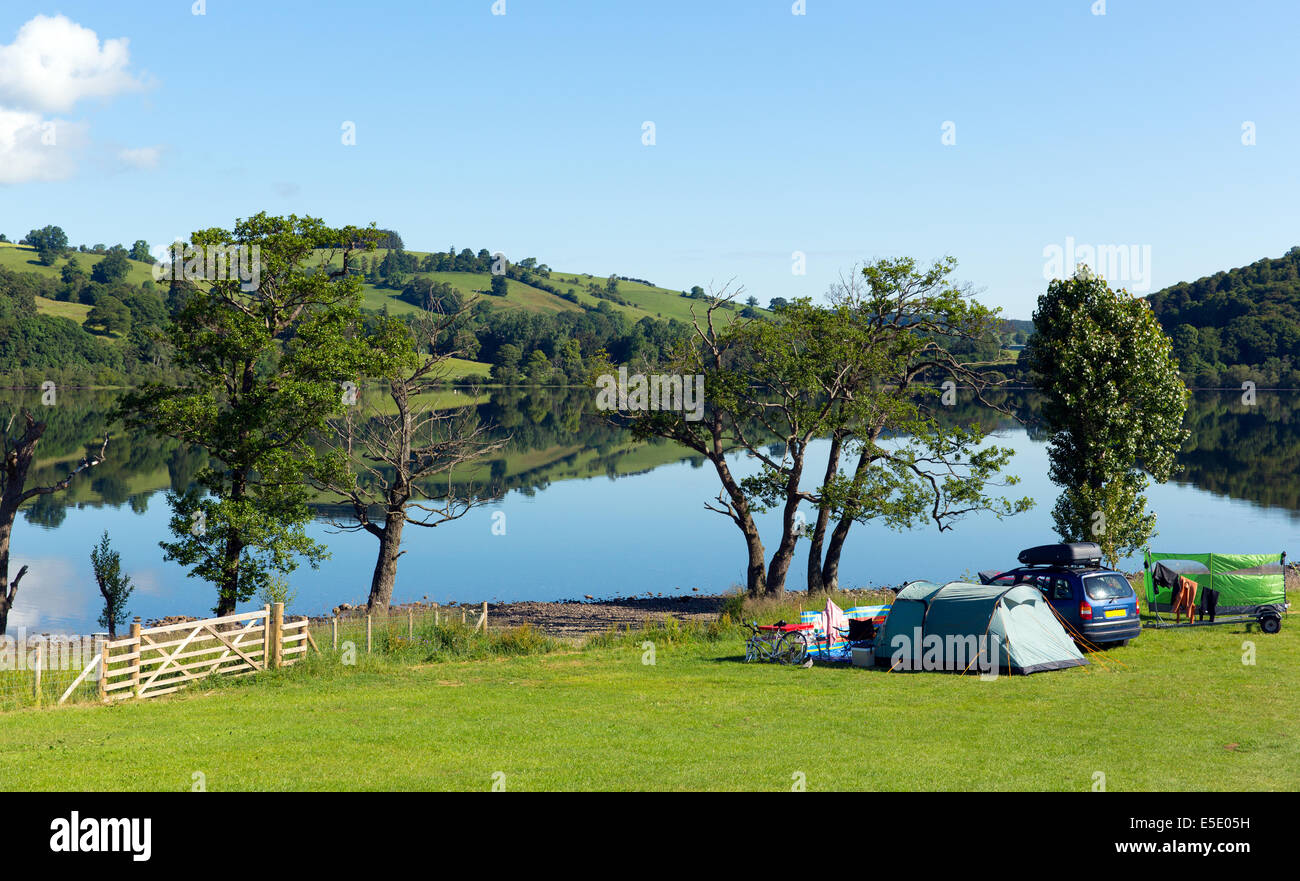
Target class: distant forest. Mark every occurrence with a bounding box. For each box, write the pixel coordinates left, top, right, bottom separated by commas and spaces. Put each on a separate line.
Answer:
1146, 246, 1300, 386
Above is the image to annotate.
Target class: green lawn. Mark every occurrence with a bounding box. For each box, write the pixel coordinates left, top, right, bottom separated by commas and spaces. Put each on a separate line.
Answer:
2, 601, 1295, 791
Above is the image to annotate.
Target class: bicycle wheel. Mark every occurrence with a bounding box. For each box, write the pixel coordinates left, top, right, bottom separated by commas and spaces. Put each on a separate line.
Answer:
777, 631, 808, 665
744, 638, 760, 663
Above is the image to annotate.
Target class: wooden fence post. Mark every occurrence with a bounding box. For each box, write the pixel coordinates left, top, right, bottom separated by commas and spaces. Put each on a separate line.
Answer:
129, 617, 142, 698
434, 603, 439, 625
461, 607, 466, 625
478, 601, 488, 632
97, 634, 108, 703
408, 608, 414, 639
270, 602, 284, 668
332, 616, 338, 651
366, 614, 372, 653
32, 641, 42, 708
261, 604, 272, 670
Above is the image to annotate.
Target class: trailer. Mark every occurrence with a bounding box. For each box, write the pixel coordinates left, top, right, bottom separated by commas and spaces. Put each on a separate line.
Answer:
1141, 549, 1289, 633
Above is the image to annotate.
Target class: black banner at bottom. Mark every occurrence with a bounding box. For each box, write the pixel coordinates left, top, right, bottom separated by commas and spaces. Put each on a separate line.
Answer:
10, 791, 1290, 867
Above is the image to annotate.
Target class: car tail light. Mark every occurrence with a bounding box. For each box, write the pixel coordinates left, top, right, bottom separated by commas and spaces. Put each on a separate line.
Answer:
1079, 601, 1093, 620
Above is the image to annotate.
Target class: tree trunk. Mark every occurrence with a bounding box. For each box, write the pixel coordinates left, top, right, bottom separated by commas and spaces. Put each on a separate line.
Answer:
216, 469, 249, 617
764, 453, 807, 596
806, 432, 843, 593
820, 516, 854, 593
707, 444, 767, 597
366, 513, 406, 616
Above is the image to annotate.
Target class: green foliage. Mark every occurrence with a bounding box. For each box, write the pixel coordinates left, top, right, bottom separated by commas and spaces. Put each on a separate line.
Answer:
1147, 246, 1300, 378
26, 225, 68, 265
83, 295, 131, 335
90, 247, 131, 285
1023, 268, 1189, 566
89, 531, 134, 637
120, 213, 408, 613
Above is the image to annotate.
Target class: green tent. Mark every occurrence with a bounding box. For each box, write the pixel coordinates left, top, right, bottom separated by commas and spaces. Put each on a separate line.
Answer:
1142, 550, 1286, 614
875, 581, 1087, 674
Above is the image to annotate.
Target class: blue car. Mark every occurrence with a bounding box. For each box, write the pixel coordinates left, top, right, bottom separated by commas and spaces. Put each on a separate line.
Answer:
979, 543, 1141, 647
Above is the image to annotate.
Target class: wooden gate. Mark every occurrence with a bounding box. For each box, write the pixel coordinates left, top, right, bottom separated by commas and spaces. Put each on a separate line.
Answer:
97, 603, 316, 702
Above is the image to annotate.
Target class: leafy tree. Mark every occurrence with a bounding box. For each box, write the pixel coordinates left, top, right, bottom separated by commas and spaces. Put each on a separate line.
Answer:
801, 259, 1031, 592
27, 225, 69, 265
525, 349, 551, 382
129, 240, 152, 262
90, 531, 134, 638
91, 247, 131, 284
490, 274, 508, 297
1022, 267, 1189, 567
768, 297, 788, 312
84, 296, 131, 334
120, 213, 403, 615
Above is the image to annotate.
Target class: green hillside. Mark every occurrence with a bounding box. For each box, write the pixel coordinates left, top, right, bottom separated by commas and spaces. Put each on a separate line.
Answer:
1, 234, 759, 388
1145, 246, 1300, 385
0, 241, 156, 287
345, 248, 764, 326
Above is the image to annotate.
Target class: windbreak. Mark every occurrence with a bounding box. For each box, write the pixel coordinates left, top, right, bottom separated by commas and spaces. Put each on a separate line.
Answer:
1143, 551, 1285, 611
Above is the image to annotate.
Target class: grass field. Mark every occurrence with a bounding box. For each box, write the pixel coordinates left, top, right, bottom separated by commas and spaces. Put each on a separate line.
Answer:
33, 295, 91, 323
1, 593, 1295, 791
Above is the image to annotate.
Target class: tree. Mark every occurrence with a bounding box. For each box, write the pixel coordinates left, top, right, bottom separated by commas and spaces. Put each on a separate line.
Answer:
120, 213, 403, 615
1, 412, 107, 634
1022, 267, 1189, 567
84, 296, 131, 334
616, 261, 1030, 597
768, 297, 788, 312
90, 531, 134, 638
315, 309, 506, 615
746, 295, 759, 307
490, 274, 508, 297
91, 247, 131, 284
129, 240, 152, 262
802, 260, 1031, 592
26, 225, 68, 265
525, 349, 551, 382
614, 287, 772, 595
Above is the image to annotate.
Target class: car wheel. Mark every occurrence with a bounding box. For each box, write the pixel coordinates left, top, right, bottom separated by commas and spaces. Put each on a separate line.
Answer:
1260, 615, 1282, 634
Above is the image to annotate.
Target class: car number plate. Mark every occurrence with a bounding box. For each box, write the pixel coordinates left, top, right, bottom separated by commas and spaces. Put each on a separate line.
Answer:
1104, 609, 1127, 618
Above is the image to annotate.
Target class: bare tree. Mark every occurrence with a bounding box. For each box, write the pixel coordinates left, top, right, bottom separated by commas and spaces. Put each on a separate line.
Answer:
1, 411, 108, 634
315, 308, 507, 615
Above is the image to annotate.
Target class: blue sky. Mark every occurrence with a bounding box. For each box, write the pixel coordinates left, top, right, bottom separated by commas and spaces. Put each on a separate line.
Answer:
2, 0, 1297, 317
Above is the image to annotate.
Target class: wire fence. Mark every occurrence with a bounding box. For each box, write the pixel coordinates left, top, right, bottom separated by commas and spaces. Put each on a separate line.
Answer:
307, 602, 491, 655
0, 632, 108, 712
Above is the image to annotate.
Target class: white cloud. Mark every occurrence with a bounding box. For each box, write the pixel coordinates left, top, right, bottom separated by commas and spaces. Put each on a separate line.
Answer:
0, 14, 145, 113
118, 145, 162, 170
0, 107, 86, 184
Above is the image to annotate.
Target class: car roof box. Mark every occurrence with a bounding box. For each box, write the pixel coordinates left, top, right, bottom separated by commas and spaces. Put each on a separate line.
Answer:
1017, 542, 1101, 568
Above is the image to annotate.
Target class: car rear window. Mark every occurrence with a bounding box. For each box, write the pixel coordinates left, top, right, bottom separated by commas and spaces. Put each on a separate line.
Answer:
1083, 573, 1134, 601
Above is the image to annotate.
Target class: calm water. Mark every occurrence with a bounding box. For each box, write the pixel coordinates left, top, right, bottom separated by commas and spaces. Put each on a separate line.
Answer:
4, 388, 1298, 634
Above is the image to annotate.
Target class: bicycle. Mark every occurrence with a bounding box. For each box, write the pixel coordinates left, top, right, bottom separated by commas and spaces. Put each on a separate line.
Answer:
743, 621, 810, 665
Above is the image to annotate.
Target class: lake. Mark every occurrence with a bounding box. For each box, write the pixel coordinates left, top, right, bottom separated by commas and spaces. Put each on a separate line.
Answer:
4, 387, 1297, 634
